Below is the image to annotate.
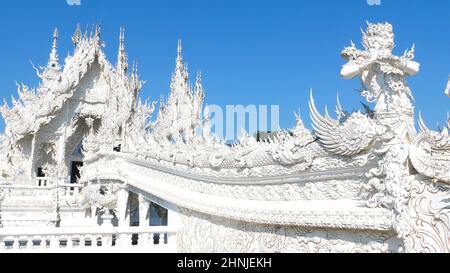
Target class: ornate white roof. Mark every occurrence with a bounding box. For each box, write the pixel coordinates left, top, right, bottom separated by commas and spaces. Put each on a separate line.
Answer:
0, 25, 142, 140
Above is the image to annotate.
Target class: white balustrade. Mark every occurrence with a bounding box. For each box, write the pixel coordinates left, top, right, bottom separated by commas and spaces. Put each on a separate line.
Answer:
35, 178, 51, 188
0, 226, 177, 252
59, 183, 84, 199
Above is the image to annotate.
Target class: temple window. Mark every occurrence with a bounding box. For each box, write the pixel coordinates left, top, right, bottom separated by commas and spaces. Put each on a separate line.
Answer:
150, 202, 168, 244
70, 161, 83, 184
36, 167, 46, 187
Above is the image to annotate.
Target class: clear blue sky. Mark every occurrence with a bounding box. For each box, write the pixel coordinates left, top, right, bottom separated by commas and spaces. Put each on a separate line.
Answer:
0, 0, 449, 136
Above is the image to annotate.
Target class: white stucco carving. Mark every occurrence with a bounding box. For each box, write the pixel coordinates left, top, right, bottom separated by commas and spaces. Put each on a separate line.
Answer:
0, 22, 449, 253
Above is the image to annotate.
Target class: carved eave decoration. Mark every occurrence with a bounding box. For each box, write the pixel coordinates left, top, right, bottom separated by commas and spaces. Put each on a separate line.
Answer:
409, 115, 450, 183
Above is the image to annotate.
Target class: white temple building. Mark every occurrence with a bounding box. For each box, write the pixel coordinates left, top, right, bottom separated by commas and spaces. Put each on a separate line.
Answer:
0, 22, 449, 253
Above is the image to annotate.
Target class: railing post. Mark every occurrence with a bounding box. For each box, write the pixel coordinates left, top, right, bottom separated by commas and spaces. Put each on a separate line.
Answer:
140, 232, 150, 247
25, 236, 32, 249
79, 235, 85, 248
103, 233, 113, 248
12, 237, 19, 250
74, 186, 79, 199
67, 236, 73, 248
95, 235, 101, 248
85, 234, 92, 248
115, 233, 126, 248
168, 232, 177, 251
39, 237, 47, 249
49, 235, 59, 249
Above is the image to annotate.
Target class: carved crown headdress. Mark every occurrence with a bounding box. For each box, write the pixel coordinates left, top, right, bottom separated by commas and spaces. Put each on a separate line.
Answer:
362, 22, 394, 52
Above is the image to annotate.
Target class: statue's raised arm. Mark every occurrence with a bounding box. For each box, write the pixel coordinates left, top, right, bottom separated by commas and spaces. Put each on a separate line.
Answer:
340, 22, 420, 81
339, 22, 420, 140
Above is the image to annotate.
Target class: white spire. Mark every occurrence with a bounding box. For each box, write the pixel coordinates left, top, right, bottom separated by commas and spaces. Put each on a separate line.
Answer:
153, 40, 206, 144
43, 27, 61, 81
72, 23, 82, 46
195, 71, 204, 102
117, 27, 128, 75
48, 28, 59, 68
177, 39, 183, 63
93, 24, 104, 49
173, 39, 188, 83
195, 71, 202, 89
194, 71, 205, 121
95, 24, 101, 39
131, 62, 143, 95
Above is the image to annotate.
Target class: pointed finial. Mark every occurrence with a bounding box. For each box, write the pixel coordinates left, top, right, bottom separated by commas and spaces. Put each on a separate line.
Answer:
120, 27, 125, 45
117, 27, 128, 75
72, 23, 82, 45
177, 39, 183, 62
48, 27, 60, 68
132, 61, 139, 77
195, 70, 204, 94
196, 70, 202, 83
293, 109, 304, 128
53, 27, 59, 40
52, 27, 59, 53
131, 61, 143, 92
95, 24, 101, 38
93, 24, 104, 48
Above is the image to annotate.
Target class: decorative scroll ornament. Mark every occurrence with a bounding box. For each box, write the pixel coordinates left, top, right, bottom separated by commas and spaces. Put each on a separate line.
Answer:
409, 115, 450, 183
310, 91, 387, 156
404, 177, 450, 252
270, 113, 315, 166
81, 179, 128, 214
364, 141, 412, 238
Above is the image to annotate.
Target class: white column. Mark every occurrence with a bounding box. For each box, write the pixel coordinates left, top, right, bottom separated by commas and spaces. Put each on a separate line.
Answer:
167, 208, 180, 250
29, 134, 37, 179
116, 188, 129, 227
91, 205, 98, 226
57, 134, 67, 179
115, 188, 130, 247
138, 194, 150, 227
137, 194, 150, 246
